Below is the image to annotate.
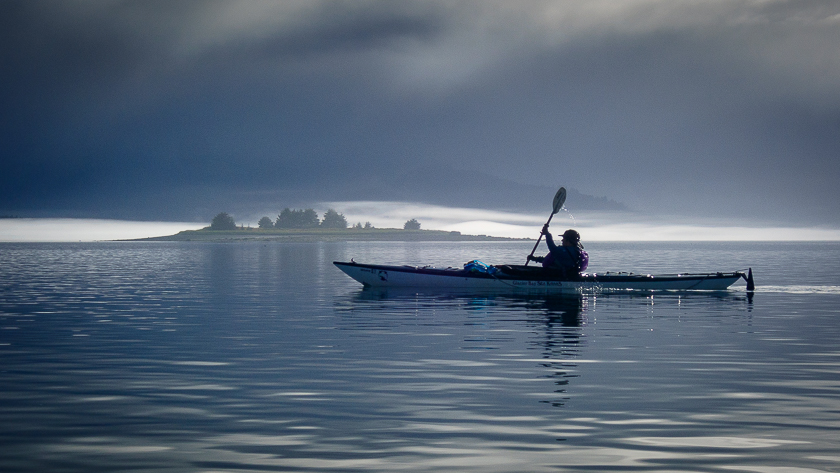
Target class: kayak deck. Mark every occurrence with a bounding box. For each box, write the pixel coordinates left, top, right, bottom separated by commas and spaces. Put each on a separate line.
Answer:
334, 261, 748, 292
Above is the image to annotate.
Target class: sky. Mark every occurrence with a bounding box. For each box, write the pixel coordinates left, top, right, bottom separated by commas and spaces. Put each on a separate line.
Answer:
2, 0, 839, 233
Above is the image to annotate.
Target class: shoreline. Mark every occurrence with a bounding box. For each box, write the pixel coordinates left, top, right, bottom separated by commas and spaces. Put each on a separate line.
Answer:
130, 228, 529, 242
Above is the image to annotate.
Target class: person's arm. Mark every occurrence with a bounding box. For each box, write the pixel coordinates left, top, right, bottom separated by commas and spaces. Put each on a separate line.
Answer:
542, 225, 558, 252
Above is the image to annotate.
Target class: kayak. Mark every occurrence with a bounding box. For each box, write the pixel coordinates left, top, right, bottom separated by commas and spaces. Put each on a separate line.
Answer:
334, 260, 751, 292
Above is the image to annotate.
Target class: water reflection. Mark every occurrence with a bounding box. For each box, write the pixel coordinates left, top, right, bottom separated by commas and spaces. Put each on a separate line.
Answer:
337, 289, 588, 410
347, 287, 585, 322
526, 295, 584, 409
335, 288, 760, 418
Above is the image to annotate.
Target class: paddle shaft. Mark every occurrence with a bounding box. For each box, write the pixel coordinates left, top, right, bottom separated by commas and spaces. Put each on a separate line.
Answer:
525, 212, 556, 265
526, 186, 566, 266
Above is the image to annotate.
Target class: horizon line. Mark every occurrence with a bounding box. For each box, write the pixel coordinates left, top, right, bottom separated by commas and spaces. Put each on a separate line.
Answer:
2, 217, 840, 242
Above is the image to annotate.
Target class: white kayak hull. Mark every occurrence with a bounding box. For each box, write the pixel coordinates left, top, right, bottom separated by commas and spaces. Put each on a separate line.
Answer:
334, 261, 747, 293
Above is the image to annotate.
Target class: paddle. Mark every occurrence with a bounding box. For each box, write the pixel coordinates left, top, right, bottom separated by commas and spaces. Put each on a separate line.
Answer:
525, 187, 566, 265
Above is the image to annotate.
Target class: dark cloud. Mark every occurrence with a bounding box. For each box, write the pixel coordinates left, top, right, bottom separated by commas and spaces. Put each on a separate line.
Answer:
1, 0, 839, 225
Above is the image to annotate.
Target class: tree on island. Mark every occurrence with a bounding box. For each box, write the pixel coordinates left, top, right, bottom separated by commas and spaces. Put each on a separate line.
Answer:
258, 216, 274, 229
210, 212, 237, 230
275, 208, 319, 228
404, 218, 421, 230
321, 209, 348, 229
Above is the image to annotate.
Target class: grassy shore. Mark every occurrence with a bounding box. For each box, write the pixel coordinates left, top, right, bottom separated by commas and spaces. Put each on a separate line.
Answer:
134, 227, 527, 242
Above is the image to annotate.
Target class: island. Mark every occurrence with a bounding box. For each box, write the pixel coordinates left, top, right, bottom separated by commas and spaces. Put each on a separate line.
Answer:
136, 228, 524, 242
132, 210, 527, 242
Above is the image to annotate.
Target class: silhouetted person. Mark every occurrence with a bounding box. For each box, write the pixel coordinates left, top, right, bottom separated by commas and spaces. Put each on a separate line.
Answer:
528, 227, 589, 277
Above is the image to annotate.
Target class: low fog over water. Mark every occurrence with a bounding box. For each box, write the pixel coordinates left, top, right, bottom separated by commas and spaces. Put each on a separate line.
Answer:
4, 202, 840, 242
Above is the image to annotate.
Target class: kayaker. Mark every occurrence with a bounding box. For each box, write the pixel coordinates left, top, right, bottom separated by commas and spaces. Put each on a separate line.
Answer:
528, 227, 589, 276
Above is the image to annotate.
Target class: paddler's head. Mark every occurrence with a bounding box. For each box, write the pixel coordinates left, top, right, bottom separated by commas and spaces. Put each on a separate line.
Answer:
561, 229, 582, 248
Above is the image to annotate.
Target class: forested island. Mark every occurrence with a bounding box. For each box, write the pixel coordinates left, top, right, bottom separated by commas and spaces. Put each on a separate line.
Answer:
137, 209, 524, 242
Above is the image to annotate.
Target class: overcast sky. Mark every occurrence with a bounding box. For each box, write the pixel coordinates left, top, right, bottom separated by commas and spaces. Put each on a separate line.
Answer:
2, 0, 839, 226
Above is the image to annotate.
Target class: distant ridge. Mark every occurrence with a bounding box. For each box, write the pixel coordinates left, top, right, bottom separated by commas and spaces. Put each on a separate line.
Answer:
327, 165, 628, 214
1, 165, 628, 223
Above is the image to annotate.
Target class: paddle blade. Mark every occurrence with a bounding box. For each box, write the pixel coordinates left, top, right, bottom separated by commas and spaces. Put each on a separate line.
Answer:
552, 187, 567, 214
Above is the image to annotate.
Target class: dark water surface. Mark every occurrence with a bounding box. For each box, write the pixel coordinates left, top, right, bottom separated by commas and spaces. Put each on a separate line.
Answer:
1, 241, 839, 472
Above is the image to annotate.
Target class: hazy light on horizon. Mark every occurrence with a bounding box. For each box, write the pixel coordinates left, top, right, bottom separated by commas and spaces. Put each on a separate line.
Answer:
436, 220, 840, 241
327, 201, 840, 241
0, 219, 204, 242
4, 202, 840, 242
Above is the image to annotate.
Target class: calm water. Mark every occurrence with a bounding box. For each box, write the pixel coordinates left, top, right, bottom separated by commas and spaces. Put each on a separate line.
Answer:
1, 241, 839, 472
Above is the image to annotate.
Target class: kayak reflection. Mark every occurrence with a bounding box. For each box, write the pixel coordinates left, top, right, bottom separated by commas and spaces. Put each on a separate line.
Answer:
348, 288, 585, 326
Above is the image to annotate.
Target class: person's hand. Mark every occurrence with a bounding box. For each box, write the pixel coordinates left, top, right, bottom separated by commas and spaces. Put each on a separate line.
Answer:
541, 224, 549, 235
